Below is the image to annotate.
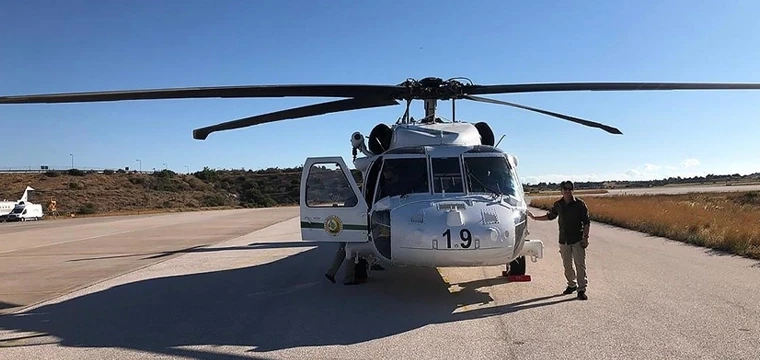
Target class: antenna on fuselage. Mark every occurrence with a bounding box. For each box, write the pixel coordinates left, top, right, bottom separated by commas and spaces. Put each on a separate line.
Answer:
495, 134, 506, 147
401, 99, 412, 124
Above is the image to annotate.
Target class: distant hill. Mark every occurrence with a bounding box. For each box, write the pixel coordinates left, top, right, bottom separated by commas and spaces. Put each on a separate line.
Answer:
0, 166, 360, 216
1, 167, 757, 216
522, 172, 760, 192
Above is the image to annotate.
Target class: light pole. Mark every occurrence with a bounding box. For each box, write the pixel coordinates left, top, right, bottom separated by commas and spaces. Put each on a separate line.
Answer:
185, 165, 189, 174
163, 163, 167, 170
70, 153, 74, 169
136, 159, 141, 172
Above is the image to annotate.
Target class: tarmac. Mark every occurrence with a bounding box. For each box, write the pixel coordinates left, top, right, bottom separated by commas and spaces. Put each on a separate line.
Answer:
0, 185, 758, 359
0, 208, 299, 314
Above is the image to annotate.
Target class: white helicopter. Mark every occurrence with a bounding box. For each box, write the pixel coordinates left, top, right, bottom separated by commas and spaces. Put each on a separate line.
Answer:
3, 77, 760, 280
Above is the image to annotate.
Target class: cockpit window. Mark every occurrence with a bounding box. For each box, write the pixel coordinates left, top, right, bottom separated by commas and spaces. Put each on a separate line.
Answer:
375, 158, 429, 200
463, 156, 519, 197
431, 157, 464, 193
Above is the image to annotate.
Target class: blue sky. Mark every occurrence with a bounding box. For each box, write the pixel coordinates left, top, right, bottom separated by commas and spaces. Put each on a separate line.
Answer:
1, 0, 759, 184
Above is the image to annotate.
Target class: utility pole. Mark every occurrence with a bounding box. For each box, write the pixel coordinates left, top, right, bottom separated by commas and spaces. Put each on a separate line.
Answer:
136, 159, 142, 172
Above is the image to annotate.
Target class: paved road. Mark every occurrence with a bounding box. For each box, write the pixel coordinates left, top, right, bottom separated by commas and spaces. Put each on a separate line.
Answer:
0, 207, 299, 314
1, 204, 759, 359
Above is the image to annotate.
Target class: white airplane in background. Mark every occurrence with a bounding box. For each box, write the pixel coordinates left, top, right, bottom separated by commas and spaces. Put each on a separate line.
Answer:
0, 186, 34, 218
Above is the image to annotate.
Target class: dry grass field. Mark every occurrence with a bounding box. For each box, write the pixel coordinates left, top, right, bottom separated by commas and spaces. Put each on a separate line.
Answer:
526, 189, 609, 196
530, 191, 760, 260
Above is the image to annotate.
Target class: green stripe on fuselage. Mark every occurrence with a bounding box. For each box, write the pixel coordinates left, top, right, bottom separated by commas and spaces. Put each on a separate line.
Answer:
300, 221, 368, 231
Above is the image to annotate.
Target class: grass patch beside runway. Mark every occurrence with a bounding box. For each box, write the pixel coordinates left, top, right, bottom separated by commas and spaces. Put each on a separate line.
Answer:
530, 191, 760, 260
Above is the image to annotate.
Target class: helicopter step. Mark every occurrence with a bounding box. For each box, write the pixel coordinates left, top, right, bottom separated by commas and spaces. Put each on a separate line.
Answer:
501, 239, 544, 280
520, 239, 544, 263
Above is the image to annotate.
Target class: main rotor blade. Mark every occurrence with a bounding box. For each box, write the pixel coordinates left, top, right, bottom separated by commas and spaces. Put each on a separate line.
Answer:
192, 97, 399, 140
463, 95, 623, 135
0, 85, 404, 104
465, 82, 760, 95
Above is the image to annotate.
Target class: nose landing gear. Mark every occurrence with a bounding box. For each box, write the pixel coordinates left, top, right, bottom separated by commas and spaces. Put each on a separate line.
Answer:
502, 256, 531, 282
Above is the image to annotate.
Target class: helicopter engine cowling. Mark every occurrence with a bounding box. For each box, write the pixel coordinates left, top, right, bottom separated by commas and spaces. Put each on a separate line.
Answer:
368, 123, 392, 154
474, 122, 495, 146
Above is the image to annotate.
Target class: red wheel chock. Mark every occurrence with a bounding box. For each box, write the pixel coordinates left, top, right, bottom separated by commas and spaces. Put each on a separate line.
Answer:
501, 271, 532, 281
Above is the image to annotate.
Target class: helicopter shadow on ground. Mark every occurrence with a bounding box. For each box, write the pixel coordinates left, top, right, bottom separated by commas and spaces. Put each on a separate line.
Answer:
66, 241, 318, 262
0, 241, 573, 360
702, 247, 760, 268
0, 301, 20, 311
660, 239, 760, 269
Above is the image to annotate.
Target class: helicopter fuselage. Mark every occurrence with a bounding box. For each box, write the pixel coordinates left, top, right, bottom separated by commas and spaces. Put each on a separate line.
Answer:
360, 144, 535, 268
299, 121, 544, 269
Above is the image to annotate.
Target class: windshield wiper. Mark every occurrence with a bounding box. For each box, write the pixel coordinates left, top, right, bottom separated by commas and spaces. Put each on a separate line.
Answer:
466, 169, 502, 197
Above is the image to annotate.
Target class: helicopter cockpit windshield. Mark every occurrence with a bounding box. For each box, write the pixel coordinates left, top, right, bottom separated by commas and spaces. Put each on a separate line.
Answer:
463, 155, 520, 198
431, 157, 464, 193
375, 157, 429, 200
370, 146, 524, 204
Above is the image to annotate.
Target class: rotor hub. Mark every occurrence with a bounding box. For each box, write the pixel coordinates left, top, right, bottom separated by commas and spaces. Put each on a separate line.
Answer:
397, 77, 468, 101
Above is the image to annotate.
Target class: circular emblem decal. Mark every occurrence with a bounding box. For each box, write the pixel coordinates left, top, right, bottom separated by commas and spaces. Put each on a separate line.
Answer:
324, 215, 343, 236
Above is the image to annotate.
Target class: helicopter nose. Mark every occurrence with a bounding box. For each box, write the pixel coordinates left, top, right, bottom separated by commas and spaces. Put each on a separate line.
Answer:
429, 202, 517, 249
387, 200, 524, 267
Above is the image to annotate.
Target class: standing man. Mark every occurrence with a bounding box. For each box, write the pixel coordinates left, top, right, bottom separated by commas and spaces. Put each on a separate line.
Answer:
528, 181, 590, 300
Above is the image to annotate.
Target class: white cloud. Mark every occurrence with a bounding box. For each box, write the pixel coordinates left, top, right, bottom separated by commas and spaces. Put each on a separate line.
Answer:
644, 164, 660, 171
681, 158, 700, 168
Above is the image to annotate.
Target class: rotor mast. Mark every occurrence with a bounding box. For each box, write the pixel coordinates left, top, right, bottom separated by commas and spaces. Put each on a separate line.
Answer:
413, 77, 452, 124
423, 98, 437, 122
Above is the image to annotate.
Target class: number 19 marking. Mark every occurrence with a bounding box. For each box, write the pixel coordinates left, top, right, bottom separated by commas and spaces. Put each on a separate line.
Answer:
442, 228, 472, 249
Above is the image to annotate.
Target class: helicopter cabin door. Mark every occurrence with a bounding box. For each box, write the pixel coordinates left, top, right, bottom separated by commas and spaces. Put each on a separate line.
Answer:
300, 156, 369, 243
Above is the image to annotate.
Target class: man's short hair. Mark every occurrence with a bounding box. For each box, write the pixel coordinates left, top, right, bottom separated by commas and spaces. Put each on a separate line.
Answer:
560, 181, 574, 190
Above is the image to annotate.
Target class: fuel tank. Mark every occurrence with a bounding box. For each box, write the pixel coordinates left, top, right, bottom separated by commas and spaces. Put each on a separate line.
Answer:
374, 195, 527, 267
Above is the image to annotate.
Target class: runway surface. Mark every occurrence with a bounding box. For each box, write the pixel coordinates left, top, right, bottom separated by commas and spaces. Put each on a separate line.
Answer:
0, 208, 299, 314
0, 188, 759, 359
